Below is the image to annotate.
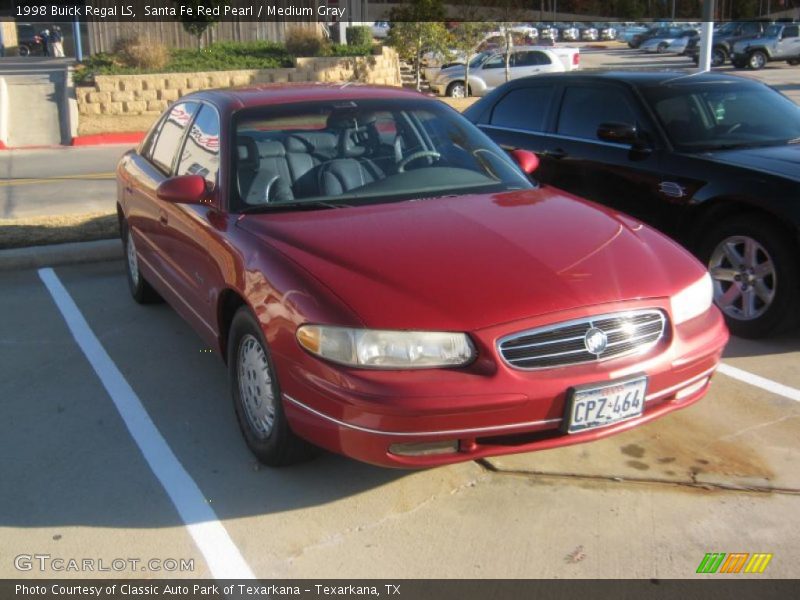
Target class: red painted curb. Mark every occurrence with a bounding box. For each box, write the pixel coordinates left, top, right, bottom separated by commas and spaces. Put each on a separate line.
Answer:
0, 140, 6, 150
71, 132, 146, 146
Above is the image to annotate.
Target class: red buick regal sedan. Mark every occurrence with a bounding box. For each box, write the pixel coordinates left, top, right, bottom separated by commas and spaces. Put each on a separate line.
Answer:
116, 84, 728, 468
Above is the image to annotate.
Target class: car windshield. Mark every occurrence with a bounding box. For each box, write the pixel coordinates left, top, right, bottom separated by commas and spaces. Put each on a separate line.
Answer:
716, 22, 738, 35
643, 82, 800, 152
469, 52, 492, 68
765, 24, 782, 36
233, 99, 532, 212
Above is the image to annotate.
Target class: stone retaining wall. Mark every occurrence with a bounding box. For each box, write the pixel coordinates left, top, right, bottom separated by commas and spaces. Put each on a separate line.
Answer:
76, 47, 401, 117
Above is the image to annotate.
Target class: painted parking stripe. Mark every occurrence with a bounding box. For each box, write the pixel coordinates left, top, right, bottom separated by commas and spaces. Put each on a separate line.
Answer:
37, 268, 255, 580
719, 363, 800, 403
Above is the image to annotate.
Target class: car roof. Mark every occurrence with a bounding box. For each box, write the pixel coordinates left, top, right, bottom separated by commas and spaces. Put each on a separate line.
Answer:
511, 70, 766, 88
184, 83, 433, 113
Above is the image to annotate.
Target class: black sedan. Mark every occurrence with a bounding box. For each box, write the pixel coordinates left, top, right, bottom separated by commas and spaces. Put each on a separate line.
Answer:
464, 71, 800, 338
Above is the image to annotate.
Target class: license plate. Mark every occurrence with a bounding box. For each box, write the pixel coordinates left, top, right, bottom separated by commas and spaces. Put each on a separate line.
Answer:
564, 376, 647, 434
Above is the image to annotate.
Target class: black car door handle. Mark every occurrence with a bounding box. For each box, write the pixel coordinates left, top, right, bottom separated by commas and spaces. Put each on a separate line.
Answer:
542, 148, 567, 159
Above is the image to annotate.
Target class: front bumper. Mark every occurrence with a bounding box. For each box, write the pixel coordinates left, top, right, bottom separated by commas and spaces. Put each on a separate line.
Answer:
277, 301, 728, 468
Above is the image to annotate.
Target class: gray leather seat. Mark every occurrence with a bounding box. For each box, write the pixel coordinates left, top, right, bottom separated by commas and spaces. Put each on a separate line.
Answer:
318, 158, 383, 196
245, 140, 294, 204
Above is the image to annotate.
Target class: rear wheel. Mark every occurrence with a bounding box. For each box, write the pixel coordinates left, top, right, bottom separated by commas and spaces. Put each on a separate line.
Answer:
228, 307, 317, 466
122, 220, 161, 304
446, 81, 467, 98
699, 215, 799, 338
18, 44, 30, 57
711, 47, 727, 67
747, 50, 768, 70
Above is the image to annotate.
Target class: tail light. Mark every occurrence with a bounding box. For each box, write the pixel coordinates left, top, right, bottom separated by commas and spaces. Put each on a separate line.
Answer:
573, 52, 580, 66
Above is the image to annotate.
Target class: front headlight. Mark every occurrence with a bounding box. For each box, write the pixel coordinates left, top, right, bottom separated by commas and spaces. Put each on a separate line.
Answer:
296, 325, 476, 369
670, 272, 713, 325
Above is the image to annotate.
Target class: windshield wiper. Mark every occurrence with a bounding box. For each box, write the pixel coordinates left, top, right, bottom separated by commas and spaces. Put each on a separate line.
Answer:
239, 200, 350, 214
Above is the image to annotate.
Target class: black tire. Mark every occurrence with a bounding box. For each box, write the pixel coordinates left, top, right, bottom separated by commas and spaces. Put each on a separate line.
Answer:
788, 58, 800, 66
122, 220, 161, 304
228, 307, 317, 466
18, 45, 31, 57
446, 81, 467, 98
711, 47, 727, 67
698, 215, 799, 338
747, 50, 768, 70
732, 58, 747, 69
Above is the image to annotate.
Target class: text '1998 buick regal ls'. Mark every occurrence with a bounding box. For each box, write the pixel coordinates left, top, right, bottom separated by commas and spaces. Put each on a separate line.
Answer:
116, 84, 729, 468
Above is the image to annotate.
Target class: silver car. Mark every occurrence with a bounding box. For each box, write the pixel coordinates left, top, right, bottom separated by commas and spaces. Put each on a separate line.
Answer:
430, 46, 566, 98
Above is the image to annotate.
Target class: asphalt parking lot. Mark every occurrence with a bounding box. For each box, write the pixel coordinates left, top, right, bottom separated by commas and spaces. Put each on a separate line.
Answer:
1, 260, 798, 579
2, 43, 800, 581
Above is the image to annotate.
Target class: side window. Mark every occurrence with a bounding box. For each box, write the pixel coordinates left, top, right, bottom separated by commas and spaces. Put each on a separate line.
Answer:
557, 86, 637, 140
783, 25, 799, 38
741, 22, 760, 36
177, 105, 220, 184
482, 54, 505, 69
149, 102, 198, 174
514, 51, 551, 67
490, 87, 555, 132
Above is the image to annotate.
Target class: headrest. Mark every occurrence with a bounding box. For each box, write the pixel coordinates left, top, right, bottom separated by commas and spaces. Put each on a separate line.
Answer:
236, 135, 258, 168
285, 132, 338, 155
326, 111, 378, 131
257, 140, 286, 159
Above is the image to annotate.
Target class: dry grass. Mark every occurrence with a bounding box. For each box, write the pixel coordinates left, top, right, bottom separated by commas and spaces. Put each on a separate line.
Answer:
78, 114, 158, 136
0, 212, 118, 250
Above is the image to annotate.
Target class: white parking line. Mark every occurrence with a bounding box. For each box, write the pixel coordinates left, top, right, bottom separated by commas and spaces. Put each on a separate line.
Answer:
719, 363, 800, 403
37, 268, 255, 580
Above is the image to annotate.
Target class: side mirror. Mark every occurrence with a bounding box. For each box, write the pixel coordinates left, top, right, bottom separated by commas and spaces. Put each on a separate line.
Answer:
597, 122, 640, 146
156, 174, 210, 204
509, 149, 539, 174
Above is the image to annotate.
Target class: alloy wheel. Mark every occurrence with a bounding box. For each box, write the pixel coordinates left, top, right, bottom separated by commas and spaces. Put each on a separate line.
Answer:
448, 83, 466, 98
709, 236, 776, 321
749, 51, 766, 69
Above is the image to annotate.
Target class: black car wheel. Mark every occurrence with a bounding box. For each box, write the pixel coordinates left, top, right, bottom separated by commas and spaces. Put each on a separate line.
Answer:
446, 81, 467, 98
747, 50, 768, 70
700, 215, 799, 338
711, 48, 727, 67
228, 307, 317, 466
122, 220, 161, 304
18, 44, 31, 57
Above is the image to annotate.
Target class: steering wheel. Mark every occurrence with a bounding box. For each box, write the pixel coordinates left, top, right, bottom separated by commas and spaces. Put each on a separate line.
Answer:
397, 151, 441, 173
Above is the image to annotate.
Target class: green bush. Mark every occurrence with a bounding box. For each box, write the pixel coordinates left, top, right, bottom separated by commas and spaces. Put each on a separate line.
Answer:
285, 26, 329, 57
74, 41, 293, 85
346, 26, 373, 47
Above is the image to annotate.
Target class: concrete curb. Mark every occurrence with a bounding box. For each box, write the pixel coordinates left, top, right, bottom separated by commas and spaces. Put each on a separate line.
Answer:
0, 239, 122, 271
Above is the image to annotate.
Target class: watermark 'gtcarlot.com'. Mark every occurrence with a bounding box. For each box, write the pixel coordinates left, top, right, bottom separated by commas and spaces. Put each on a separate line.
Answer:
14, 554, 195, 573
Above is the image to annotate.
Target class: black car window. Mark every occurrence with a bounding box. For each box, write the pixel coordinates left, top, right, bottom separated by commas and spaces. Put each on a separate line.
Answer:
148, 102, 199, 174
490, 87, 555, 132
740, 22, 761, 36
556, 86, 637, 140
783, 25, 799, 38
514, 51, 552, 66
177, 105, 220, 184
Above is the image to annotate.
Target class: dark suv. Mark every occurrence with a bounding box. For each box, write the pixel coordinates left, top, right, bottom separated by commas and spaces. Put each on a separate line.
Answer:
686, 20, 771, 66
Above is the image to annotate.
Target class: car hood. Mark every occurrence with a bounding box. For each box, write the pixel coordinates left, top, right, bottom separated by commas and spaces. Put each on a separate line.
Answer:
698, 144, 800, 182
237, 189, 702, 331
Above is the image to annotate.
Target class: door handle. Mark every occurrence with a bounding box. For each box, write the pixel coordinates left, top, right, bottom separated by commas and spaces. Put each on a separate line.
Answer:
159, 211, 168, 226
542, 148, 567, 159
125, 186, 133, 194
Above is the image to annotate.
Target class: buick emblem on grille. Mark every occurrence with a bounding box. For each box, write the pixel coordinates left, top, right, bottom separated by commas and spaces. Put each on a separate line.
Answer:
584, 327, 608, 355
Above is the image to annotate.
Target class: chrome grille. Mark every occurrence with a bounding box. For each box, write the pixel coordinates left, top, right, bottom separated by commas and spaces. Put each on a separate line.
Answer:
498, 310, 667, 370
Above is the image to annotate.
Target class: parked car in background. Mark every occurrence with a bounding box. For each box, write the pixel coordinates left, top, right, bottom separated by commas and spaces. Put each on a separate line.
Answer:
579, 25, 599, 41
687, 20, 771, 66
429, 47, 567, 97
16, 23, 44, 56
731, 22, 800, 69
371, 21, 390, 39
666, 30, 699, 55
535, 23, 559, 42
465, 71, 800, 337
596, 23, 618, 40
117, 83, 728, 468
629, 26, 685, 49
621, 24, 650, 45
557, 23, 580, 42
640, 29, 698, 54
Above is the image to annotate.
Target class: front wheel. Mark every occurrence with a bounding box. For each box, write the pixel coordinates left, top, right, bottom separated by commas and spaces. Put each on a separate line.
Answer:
123, 220, 161, 304
699, 215, 799, 338
446, 81, 467, 98
228, 307, 317, 466
711, 48, 727, 67
18, 44, 31, 57
747, 50, 768, 70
